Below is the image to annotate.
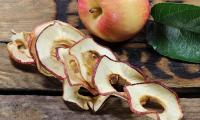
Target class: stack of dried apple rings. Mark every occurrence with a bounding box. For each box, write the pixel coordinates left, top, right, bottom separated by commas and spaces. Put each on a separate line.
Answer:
7, 20, 183, 120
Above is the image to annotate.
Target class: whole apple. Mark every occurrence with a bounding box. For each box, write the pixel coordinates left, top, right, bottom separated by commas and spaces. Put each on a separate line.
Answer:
78, 0, 150, 42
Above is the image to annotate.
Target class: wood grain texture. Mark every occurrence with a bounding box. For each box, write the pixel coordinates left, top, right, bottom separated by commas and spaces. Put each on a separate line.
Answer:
0, 43, 61, 90
0, 0, 56, 41
0, 96, 197, 120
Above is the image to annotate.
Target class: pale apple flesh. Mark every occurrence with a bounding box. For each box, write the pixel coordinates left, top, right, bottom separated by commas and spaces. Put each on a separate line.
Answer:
56, 48, 69, 62
78, 0, 150, 42
124, 82, 183, 120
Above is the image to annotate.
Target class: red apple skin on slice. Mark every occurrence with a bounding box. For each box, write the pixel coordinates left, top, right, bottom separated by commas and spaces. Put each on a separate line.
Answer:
124, 82, 183, 120
93, 56, 147, 99
34, 20, 85, 80
78, 0, 150, 42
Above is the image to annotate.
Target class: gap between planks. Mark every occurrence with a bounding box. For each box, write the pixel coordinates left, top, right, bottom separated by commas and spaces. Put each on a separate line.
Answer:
0, 87, 199, 98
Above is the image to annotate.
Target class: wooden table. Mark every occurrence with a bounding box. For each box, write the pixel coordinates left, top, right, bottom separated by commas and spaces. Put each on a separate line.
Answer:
0, 0, 199, 120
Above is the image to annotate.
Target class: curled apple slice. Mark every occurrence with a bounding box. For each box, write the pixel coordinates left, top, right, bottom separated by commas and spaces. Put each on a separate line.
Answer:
69, 37, 117, 87
63, 80, 91, 110
30, 22, 55, 77
93, 56, 146, 99
124, 82, 183, 120
34, 20, 85, 79
7, 32, 34, 64
63, 80, 109, 112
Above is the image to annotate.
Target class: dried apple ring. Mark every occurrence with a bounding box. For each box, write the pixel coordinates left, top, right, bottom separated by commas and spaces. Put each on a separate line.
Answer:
34, 20, 85, 80
124, 82, 183, 120
7, 32, 34, 65
93, 56, 146, 99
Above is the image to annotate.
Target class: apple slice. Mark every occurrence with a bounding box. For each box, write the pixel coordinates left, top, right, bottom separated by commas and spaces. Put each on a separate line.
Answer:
30, 24, 54, 77
7, 32, 34, 65
34, 20, 85, 79
93, 56, 146, 99
124, 82, 183, 120
69, 37, 117, 87
63, 80, 91, 110
63, 80, 109, 112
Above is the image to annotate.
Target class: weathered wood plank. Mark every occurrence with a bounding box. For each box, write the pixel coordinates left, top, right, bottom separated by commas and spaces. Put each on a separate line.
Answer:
0, 96, 197, 120
0, 0, 56, 41
0, 43, 61, 90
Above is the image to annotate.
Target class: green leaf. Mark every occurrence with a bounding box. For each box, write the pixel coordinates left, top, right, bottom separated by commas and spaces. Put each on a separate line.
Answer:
151, 3, 200, 33
147, 22, 200, 63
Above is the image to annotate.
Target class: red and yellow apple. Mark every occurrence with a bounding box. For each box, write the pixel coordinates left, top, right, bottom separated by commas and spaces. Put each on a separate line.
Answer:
78, 0, 150, 42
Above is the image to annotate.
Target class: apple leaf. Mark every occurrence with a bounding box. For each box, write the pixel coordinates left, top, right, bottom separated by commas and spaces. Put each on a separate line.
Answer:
147, 22, 200, 63
151, 3, 200, 33
148, 3, 200, 63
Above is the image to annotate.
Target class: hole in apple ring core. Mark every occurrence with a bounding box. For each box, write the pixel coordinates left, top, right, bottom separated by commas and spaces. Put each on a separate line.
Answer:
78, 87, 96, 97
109, 74, 131, 92
15, 40, 26, 50
140, 96, 165, 113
